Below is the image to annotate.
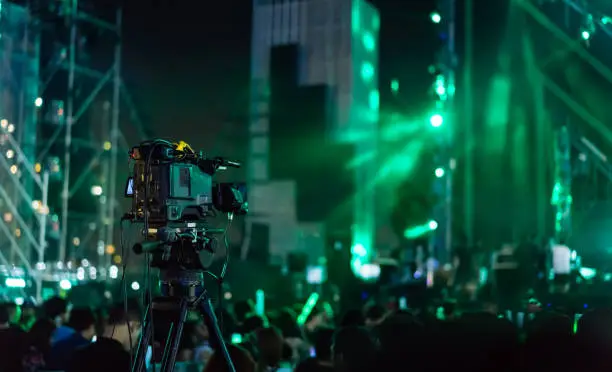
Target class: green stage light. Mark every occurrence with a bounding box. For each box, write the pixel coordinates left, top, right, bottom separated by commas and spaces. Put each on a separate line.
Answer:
430, 114, 444, 127
431, 12, 441, 24
391, 79, 399, 94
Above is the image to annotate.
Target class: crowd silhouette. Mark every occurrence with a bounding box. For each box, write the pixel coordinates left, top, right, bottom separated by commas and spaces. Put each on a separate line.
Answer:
0, 292, 608, 372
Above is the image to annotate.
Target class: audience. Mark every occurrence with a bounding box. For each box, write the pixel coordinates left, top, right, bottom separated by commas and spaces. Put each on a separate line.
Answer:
254, 326, 284, 371
203, 344, 256, 372
295, 327, 334, 372
8, 286, 612, 372
363, 304, 386, 327
0, 303, 26, 371
20, 301, 37, 330
48, 307, 97, 370
67, 303, 141, 372
44, 297, 73, 344
188, 319, 214, 363
332, 326, 377, 372
5, 301, 22, 327
22, 319, 56, 372
339, 309, 364, 327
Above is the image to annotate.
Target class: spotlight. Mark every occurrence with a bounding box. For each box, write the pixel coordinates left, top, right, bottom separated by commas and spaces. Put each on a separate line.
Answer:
430, 114, 444, 127
581, 30, 591, 40
430, 12, 441, 24
90, 185, 103, 196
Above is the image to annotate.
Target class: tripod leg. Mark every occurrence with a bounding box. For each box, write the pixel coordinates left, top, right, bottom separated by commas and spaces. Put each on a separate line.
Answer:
132, 305, 153, 372
198, 292, 236, 372
160, 299, 190, 372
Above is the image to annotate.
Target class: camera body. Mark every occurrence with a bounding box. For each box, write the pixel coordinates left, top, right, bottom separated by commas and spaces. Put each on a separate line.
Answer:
128, 159, 214, 228
125, 140, 246, 229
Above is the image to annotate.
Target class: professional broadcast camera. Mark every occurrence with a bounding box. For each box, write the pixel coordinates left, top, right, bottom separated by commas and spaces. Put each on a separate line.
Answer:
124, 139, 247, 270
125, 139, 246, 372
125, 139, 247, 227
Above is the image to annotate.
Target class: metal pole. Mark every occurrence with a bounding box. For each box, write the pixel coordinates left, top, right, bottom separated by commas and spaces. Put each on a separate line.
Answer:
68, 148, 105, 198
97, 181, 106, 271
14, 6, 28, 263
59, 0, 78, 263
0, 222, 33, 273
36, 171, 49, 302
517, 0, 612, 85
0, 184, 42, 254
0, 154, 36, 208
99, 102, 110, 272
40, 171, 49, 262
105, 9, 122, 266
433, 0, 457, 263
3, 130, 43, 188
553, 126, 572, 239
464, 0, 474, 246
446, 0, 456, 261
119, 82, 147, 139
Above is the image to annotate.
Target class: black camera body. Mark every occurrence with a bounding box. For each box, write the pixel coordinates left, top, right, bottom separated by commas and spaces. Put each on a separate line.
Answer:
125, 139, 247, 228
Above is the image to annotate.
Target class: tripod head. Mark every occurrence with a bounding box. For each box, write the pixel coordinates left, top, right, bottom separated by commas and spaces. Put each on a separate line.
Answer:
132, 224, 225, 272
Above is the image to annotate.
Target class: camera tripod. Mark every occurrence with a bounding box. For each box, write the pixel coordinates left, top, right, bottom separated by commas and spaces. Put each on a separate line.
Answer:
131, 270, 236, 372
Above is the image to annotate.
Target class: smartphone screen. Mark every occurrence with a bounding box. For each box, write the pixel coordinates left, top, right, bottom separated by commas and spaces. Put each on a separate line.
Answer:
125, 177, 134, 197
145, 346, 152, 370
306, 266, 325, 284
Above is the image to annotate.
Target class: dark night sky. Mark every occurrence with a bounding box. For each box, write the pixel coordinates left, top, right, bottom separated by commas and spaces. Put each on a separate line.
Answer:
120, 0, 253, 151
114, 0, 612, 147
117, 0, 440, 150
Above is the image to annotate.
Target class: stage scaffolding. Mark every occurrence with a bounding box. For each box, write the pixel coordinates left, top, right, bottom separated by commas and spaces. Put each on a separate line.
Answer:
0, 0, 145, 301
432, 0, 457, 263
55, 0, 122, 269
516, 0, 612, 238
0, 0, 45, 300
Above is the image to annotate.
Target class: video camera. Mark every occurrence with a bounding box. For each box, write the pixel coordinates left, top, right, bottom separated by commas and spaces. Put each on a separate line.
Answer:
125, 139, 246, 372
124, 139, 247, 228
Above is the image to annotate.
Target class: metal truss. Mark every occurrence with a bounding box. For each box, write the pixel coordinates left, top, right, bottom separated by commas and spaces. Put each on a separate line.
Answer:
517, 0, 612, 85
0, 123, 51, 300
44, 1, 146, 267
463, 0, 475, 246
0, 0, 145, 298
562, 0, 612, 38
56, 0, 122, 265
0, 0, 48, 301
517, 0, 612, 238
432, 0, 457, 263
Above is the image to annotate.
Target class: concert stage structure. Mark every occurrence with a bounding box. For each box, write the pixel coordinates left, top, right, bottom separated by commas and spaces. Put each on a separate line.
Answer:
0, 0, 145, 301
490, 0, 612, 268
246, 0, 381, 278
244, 0, 612, 280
